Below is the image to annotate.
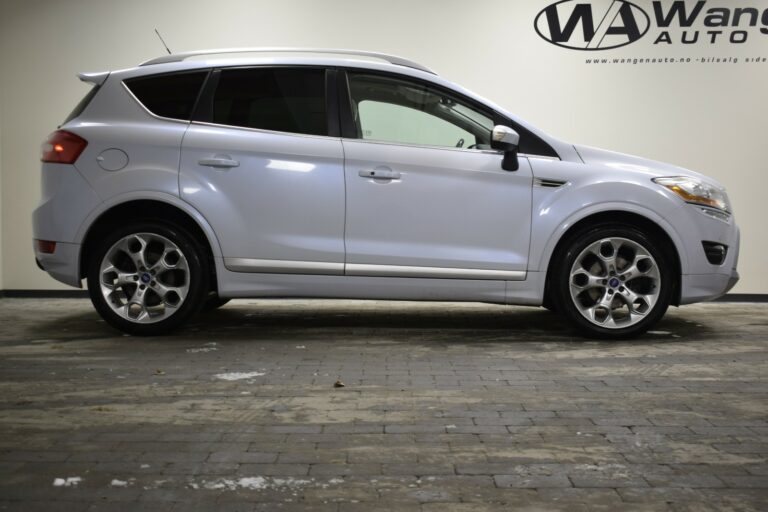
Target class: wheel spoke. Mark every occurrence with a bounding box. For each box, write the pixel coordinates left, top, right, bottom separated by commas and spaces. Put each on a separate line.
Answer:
597, 289, 615, 310
570, 270, 604, 291
116, 272, 136, 287
620, 263, 642, 282
117, 303, 131, 319
619, 287, 645, 315
101, 265, 137, 289
118, 235, 150, 271
152, 281, 186, 307
150, 244, 187, 273
151, 247, 173, 271
619, 286, 655, 314
135, 308, 150, 322
620, 249, 653, 282
131, 285, 148, 305
135, 235, 152, 270
584, 289, 616, 325
594, 239, 619, 268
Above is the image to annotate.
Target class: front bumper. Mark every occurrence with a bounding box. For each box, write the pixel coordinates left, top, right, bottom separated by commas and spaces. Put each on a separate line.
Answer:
677, 205, 740, 304
680, 268, 739, 304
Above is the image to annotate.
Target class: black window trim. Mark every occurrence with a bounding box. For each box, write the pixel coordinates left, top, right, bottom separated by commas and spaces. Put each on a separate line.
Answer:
123, 69, 211, 124
337, 68, 559, 159
190, 65, 340, 138
190, 69, 220, 123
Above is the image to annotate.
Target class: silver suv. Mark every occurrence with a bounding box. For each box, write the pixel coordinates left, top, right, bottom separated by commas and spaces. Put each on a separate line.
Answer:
34, 48, 740, 338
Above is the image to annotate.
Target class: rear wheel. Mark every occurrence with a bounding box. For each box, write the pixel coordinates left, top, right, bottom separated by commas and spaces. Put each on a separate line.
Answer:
87, 223, 208, 336
552, 224, 673, 339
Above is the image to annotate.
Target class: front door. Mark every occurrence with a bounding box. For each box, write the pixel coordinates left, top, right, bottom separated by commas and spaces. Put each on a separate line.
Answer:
341, 71, 532, 280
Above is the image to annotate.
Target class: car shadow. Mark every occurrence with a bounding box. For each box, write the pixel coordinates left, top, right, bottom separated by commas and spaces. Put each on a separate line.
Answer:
19, 301, 709, 345
184, 302, 708, 345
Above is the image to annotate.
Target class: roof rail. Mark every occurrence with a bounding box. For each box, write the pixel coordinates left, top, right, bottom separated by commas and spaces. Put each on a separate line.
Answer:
139, 47, 435, 74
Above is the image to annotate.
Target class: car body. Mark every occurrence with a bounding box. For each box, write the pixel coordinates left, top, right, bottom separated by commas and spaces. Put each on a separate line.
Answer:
33, 48, 740, 337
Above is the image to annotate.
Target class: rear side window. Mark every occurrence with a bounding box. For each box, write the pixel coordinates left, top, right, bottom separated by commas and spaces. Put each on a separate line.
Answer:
212, 68, 327, 136
124, 71, 207, 120
63, 84, 101, 125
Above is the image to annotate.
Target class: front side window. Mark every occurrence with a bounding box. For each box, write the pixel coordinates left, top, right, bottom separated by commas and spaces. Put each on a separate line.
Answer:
212, 68, 327, 136
347, 73, 494, 149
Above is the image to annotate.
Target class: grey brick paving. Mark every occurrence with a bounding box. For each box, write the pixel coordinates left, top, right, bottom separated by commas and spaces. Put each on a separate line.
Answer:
0, 298, 767, 510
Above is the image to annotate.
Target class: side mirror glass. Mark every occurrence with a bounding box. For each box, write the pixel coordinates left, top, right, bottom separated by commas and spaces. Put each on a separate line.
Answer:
491, 125, 520, 171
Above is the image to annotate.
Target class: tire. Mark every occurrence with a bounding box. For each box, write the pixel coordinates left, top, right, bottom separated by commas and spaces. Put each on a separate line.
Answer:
202, 294, 230, 311
551, 223, 674, 339
87, 222, 209, 336
541, 296, 558, 313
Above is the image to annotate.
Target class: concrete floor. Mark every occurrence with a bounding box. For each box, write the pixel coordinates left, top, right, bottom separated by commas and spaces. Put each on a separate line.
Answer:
0, 299, 766, 511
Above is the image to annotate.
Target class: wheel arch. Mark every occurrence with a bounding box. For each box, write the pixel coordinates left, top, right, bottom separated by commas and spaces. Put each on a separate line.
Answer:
542, 210, 684, 308
78, 196, 222, 292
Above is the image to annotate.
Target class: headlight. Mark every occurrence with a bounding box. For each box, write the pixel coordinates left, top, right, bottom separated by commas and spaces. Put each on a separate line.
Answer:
652, 176, 730, 212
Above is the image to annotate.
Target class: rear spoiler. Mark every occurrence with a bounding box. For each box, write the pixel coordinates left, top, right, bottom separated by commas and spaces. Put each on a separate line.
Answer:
77, 71, 110, 86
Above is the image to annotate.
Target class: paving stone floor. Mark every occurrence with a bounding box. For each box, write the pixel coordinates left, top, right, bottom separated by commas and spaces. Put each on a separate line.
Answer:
0, 298, 766, 511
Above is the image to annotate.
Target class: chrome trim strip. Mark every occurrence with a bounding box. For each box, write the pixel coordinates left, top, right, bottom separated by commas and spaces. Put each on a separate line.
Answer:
339, 140, 561, 160
346, 263, 526, 280
225, 259, 526, 280
225, 258, 343, 275
342, 137, 502, 155
190, 120, 341, 141
533, 177, 569, 188
519, 153, 561, 161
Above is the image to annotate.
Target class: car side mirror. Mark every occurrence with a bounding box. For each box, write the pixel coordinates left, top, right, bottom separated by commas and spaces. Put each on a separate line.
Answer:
491, 125, 520, 171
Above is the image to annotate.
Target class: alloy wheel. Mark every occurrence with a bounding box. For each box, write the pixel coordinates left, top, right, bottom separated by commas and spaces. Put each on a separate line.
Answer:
98, 232, 190, 324
568, 237, 661, 329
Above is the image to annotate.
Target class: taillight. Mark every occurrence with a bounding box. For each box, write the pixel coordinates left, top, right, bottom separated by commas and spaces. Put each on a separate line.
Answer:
41, 130, 87, 164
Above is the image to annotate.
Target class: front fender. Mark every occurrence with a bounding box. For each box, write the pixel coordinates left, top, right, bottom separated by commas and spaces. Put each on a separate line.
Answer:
528, 159, 690, 275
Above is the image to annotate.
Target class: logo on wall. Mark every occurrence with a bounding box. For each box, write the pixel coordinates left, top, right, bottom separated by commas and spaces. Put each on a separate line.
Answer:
535, 0, 650, 50
535, 0, 768, 50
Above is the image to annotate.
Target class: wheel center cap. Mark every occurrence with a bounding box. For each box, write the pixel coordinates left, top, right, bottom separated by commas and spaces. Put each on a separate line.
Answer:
609, 277, 620, 288
140, 273, 151, 284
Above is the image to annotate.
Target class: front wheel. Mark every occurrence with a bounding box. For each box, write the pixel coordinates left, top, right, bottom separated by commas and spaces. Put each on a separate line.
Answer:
552, 224, 674, 339
87, 223, 209, 336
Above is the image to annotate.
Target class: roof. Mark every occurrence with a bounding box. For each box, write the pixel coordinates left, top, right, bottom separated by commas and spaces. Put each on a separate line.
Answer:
140, 47, 435, 74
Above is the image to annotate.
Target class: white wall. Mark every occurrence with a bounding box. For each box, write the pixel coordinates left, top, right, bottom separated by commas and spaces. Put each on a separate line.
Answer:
1, 0, 766, 292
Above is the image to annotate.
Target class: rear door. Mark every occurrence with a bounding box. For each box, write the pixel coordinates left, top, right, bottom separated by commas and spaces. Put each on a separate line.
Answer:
180, 67, 346, 274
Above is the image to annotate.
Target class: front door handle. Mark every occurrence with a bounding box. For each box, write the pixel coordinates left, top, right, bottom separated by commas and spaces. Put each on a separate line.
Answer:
359, 169, 401, 180
198, 157, 240, 169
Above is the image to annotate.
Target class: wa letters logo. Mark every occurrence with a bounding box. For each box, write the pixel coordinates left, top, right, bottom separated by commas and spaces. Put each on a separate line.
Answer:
535, 0, 651, 50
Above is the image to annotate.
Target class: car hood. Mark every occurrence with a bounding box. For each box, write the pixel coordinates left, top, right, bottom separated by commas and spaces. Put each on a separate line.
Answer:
573, 144, 722, 188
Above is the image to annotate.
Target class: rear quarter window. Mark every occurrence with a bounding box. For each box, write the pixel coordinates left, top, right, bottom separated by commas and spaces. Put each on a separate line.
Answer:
124, 71, 208, 120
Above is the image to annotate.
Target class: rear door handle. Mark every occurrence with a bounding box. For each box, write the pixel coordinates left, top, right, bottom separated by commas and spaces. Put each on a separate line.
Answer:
198, 157, 240, 169
358, 169, 401, 180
